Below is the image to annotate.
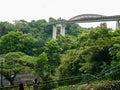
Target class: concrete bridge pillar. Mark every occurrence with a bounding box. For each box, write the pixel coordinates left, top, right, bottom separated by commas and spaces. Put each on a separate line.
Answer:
53, 25, 57, 39
116, 20, 120, 29
52, 24, 65, 39
60, 24, 65, 37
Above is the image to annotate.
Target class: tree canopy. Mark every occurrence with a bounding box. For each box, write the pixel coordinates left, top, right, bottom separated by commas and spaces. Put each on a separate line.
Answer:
0, 19, 120, 89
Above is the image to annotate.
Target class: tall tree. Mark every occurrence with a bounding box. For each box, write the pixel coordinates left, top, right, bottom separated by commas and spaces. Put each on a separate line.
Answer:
1, 52, 35, 85
44, 39, 61, 75
0, 22, 15, 37
35, 52, 49, 80
0, 31, 38, 55
14, 20, 30, 34
0, 31, 23, 54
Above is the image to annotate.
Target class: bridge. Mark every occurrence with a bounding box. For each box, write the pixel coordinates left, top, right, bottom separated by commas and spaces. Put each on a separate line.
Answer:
51, 14, 120, 39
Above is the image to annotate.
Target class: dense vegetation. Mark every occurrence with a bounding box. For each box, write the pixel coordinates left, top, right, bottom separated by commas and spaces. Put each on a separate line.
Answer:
0, 18, 120, 89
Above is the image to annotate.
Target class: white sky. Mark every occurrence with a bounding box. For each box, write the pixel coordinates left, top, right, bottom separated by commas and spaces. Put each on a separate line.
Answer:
0, 0, 120, 28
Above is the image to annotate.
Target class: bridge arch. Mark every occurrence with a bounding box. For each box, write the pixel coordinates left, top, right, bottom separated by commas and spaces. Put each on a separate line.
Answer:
69, 14, 105, 21
52, 14, 120, 39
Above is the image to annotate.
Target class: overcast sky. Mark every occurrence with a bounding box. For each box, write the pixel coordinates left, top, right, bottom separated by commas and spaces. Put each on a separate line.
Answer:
0, 0, 120, 28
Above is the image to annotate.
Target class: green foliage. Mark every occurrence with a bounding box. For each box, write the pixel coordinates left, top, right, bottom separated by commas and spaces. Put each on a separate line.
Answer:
1, 52, 36, 85
0, 31, 38, 55
0, 22, 15, 37
57, 35, 77, 53
0, 18, 120, 89
35, 52, 58, 90
28, 19, 49, 38
20, 33, 39, 55
0, 31, 23, 54
65, 23, 82, 37
35, 52, 49, 78
58, 23, 120, 82
88, 81, 120, 90
14, 20, 30, 33
44, 39, 61, 74
48, 17, 57, 23
39, 78, 58, 90
58, 50, 81, 78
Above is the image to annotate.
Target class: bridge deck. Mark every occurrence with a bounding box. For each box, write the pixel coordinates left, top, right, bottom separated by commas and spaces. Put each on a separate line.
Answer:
68, 15, 120, 23
48, 15, 120, 25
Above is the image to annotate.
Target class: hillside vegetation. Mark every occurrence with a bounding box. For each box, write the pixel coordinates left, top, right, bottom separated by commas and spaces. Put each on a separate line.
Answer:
0, 19, 120, 89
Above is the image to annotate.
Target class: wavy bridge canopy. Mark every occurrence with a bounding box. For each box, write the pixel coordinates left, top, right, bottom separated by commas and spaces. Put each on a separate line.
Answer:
68, 14, 120, 23
69, 14, 105, 21
51, 14, 120, 39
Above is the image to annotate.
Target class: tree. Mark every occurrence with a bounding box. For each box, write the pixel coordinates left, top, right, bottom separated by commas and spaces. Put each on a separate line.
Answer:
65, 23, 82, 37
62, 23, 113, 76
44, 39, 61, 75
20, 33, 39, 55
58, 50, 81, 78
48, 17, 57, 24
0, 31, 23, 54
0, 22, 15, 37
14, 20, 30, 34
35, 52, 58, 90
57, 35, 77, 53
28, 19, 48, 38
0, 31, 38, 55
35, 52, 49, 80
1, 52, 36, 85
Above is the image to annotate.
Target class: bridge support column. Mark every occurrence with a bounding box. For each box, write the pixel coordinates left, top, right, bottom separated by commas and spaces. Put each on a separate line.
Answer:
60, 24, 65, 37
52, 24, 66, 39
116, 20, 120, 29
53, 25, 57, 39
